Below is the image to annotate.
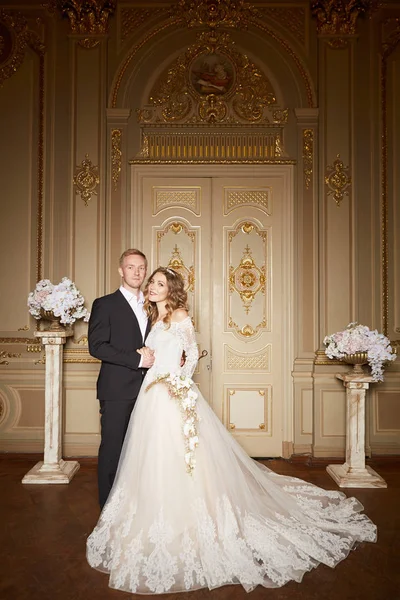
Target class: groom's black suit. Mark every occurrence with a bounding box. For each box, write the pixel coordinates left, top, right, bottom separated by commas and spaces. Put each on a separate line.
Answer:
88, 289, 151, 509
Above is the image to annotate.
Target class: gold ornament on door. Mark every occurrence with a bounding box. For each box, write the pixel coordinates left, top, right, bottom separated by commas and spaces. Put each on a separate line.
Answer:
229, 245, 266, 315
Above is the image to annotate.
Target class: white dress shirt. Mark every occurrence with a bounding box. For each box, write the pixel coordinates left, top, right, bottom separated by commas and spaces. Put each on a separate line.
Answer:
119, 286, 148, 367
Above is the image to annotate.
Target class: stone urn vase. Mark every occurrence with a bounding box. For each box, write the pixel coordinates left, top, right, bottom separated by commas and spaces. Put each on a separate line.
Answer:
342, 351, 369, 375
39, 309, 65, 332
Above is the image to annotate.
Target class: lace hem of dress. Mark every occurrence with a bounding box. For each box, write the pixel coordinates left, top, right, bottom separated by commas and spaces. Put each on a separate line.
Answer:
87, 489, 376, 594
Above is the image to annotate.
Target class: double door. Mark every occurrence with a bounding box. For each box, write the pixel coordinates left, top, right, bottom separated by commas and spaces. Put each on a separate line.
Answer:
132, 164, 293, 457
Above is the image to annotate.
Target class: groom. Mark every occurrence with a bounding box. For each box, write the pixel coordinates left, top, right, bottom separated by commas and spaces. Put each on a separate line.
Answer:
88, 249, 154, 509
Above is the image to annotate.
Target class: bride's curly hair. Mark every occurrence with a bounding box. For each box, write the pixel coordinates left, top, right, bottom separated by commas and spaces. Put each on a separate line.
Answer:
144, 267, 189, 327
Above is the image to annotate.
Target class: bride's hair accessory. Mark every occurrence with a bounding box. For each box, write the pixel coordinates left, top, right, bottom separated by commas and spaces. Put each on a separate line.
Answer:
166, 268, 176, 276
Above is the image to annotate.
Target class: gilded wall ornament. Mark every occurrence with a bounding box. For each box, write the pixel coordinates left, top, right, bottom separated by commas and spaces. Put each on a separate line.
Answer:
111, 7, 315, 110
0, 11, 28, 85
325, 154, 351, 207
170, 0, 259, 30
227, 220, 268, 337
303, 129, 313, 190
140, 30, 278, 126
57, 0, 116, 35
72, 335, 88, 345
78, 38, 100, 49
0, 350, 22, 365
311, 0, 378, 47
229, 245, 266, 315
111, 129, 122, 191
73, 154, 100, 206
135, 131, 282, 163
228, 317, 267, 338
272, 109, 289, 125
157, 221, 196, 241
167, 245, 195, 292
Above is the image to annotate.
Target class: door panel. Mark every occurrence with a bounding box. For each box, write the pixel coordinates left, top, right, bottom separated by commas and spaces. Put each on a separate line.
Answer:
211, 178, 284, 456
136, 166, 292, 457
141, 177, 212, 397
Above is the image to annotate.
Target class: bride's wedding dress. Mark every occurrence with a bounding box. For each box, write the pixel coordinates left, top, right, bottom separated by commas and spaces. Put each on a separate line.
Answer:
86, 317, 377, 594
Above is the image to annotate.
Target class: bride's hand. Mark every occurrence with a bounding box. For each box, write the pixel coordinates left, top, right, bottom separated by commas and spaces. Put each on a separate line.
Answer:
137, 346, 155, 368
137, 346, 154, 357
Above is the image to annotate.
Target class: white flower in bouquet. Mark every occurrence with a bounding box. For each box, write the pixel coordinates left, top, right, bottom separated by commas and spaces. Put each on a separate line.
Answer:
28, 277, 90, 325
324, 322, 397, 382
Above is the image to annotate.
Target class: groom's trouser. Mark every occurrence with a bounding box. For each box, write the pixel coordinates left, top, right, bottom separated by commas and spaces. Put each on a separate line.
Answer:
98, 399, 135, 510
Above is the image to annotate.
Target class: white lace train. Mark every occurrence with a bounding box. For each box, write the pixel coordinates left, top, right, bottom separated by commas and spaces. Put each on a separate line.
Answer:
87, 319, 377, 594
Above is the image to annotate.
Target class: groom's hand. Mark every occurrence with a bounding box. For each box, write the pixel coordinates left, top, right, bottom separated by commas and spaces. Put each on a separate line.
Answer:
137, 346, 155, 369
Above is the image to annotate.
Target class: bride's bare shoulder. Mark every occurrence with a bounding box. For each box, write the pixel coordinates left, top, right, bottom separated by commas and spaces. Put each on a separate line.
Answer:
171, 308, 189, 323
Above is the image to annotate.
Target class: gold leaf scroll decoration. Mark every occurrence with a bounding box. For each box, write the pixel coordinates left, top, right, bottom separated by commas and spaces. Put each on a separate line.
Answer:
229, 245, 266, 315
303, 129, 313, 190
325, 153, 351, 207
167, 245, 195, 292
73, 154, 100, 206
111, 129, 122, 191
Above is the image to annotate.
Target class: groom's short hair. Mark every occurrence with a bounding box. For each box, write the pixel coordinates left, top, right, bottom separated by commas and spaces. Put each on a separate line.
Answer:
119, 248, 147, 267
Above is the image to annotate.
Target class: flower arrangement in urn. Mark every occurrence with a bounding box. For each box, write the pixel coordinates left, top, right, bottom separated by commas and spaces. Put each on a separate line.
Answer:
28, 278, 90, 329
324, 322, 397, 382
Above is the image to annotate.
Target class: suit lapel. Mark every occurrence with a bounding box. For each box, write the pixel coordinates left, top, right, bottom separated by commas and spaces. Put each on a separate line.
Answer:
115, 289, 149, 344
144, 318, 152, 342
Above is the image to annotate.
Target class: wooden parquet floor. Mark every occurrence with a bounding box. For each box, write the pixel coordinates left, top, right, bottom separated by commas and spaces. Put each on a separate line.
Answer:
0, 455, 399, 600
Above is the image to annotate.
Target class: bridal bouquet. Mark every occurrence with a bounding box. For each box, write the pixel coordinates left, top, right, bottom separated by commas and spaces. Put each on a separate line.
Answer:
28, 278, 90, 325
146, 372, 199, 474
324, 322, 396, 382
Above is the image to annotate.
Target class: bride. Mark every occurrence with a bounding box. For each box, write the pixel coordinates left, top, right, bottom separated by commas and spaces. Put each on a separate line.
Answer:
86, 267, 377, 594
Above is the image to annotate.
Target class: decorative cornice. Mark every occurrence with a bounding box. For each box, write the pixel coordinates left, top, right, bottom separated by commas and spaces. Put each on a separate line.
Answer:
311, 0, 378, 47
169, 0, 259, 29
52, 0, 116, 35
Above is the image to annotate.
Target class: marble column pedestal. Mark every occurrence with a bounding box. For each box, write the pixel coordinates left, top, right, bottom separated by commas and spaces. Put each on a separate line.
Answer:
326, 373, 387, 488
22, 329, 80, 484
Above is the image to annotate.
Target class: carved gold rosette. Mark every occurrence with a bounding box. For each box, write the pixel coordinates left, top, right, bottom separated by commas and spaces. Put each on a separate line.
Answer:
227, 221, 268, 338
229, 245, 265, 315
73, 154, 100, 206
325, 154, 351, 207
